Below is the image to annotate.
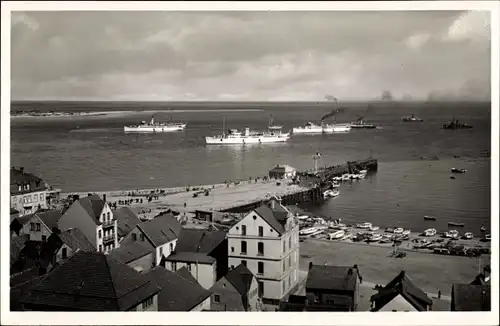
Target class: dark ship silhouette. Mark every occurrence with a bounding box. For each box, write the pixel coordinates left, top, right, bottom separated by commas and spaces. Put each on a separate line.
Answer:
443, 117, 473, 130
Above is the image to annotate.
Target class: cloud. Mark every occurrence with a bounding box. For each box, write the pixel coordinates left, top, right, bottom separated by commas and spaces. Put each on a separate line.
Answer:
10, 10, 491, 101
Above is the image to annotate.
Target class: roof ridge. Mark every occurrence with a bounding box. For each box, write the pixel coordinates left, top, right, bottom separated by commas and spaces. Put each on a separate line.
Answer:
104, 255, 119, 303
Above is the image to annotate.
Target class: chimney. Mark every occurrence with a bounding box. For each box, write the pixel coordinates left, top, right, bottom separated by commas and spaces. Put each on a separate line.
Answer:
347, 268, 353, 275
309, 262, 313, 270
88, 193, 92, 197
20, 167, 24, 174
103, 194, 107, 203
270, 199, 275, 210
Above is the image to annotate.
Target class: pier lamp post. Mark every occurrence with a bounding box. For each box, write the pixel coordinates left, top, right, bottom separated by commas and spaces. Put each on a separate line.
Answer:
313, 152, 321, 174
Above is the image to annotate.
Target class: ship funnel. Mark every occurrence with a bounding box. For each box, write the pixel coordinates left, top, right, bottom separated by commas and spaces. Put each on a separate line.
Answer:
245, 127, 250, 136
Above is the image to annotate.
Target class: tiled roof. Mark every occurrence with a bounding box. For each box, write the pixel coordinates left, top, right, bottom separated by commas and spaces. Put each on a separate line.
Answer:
20, 251, 161, 311
76, 195, 106, 224
11, 168, 42, 184
370, 271, 432, 311
452, 284, 491, 311
306, 265, 358, 292
137, 213, 182, 247
253, 201, 290, 235
223, 264, 255, 296
165, 252, 216, 264
144, 266, 211, 311
14, 213, 36, 226
176, 266, 199, 284
58, 228, 96, 252
108, 241, 154, 264
113, 207, 141, 238
175, 229, 226, 254
36, 209, 63, 231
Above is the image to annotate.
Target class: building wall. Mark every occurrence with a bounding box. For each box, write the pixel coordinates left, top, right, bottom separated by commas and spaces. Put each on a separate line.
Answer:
127, 252, 155, 273
209, 275, 259, 312
98, 203, 119, 253
227, 203, 300, 300
55, 243, 74, 263
131, 294, 158, 312
190, 296, 211, 311
156, 239, 177, 265
378, 294, 418, 312
58, 202, 98, 247
11, 190, 48, 217
20, 215, 52, 242
164, 261, 217, 290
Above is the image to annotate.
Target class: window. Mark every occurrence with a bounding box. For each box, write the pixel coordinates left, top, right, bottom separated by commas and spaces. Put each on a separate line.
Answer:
140, 234, 145, 241
214, 294, 220, 303
241, 225, 246, 235
258, 226, 263, 237
241, 260, 247, 267
288, 256, 291, 269
327, 299, 335, 305
30, 223, 35, 231
258, 262, 264, 275
102, 213, 106, 221
187, 263, 192, 272
258, 281, 264, 297
169, 243, 174, 252
40, 194, 44, 201
62, 247, 67, 259
159, 247, 163, 257
288, 237, 291, 249
230, 265, 235, 269
171, 262, 177, 271
282, 261, 285, 272
18, 185, 22, 192
288, 275, 291, 288
98, 230, 102, 238
41, 235, 47, 242
241, 241, 247, 254
132, 233, 137, 241
282, 280, 285, 293
98, 245, 103, 252
34, 194, 38, 201
231, 246, 234, 252
142, 297, 154, 310
283, 241, 286, 253
36, 223, 41, 231
107, 212, 110, 219
257, 242, 264, 255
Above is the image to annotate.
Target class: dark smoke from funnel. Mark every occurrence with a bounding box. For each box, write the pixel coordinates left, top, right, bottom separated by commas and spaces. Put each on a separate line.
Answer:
320, 108, 346, 121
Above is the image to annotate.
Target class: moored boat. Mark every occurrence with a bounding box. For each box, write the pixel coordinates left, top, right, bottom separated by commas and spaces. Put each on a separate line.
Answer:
323, 189, 340, 199
124, 115, 186, 133
367, 233, 383, 242
423, 228, 437, 237
328, 230, 346, 240
464, 232, 474, 240
448, 221, 465, 227
480, 226, 487, 232
393, 227, 404, 234
451, 168, 467, 173
369, 226, 380, 231
402, 114, 423, 122
356, 222, 372, 229
299, 227, 319, 236
424, 215, 437, 221
402, 229, 411, 236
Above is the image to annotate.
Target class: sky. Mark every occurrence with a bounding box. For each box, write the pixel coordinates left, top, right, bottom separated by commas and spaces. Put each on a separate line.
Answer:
10, 10, 492, 101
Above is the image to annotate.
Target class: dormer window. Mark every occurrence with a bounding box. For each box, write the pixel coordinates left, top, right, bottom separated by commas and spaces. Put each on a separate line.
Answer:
18, 185, 22, 192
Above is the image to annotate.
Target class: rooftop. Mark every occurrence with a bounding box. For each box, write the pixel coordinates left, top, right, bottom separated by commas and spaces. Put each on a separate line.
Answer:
20, 251, 161, 311
137, 213, 182, 247
165, 252, 216, 264
174, 228, 226, 254
144, 266, 212, 311
270, 164, 296, 172
306, 264, 359, 292
113, 206, 141, 238
35, 209, 63, 231
223, 264, 255, 296
452, 284, 491, 311
108, 241, 154, 264
370, 271, 433, 311
75, 195, 106, 224
57, 228, 96, 252
253, 200, 290, 235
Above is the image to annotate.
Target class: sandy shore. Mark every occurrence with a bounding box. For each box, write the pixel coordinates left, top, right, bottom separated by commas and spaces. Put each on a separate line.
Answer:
298, 238, 490, 297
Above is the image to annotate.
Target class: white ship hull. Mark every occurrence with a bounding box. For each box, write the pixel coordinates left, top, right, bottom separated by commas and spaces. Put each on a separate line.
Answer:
124, 124, 186, 133
205, 134, 290, 144
323, 124, 352, 133
292, 127, 324, 134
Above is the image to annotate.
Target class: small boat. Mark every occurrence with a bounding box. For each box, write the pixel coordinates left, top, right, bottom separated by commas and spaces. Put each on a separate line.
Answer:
379, 238, 392, 244
424, 215, 437, 221
451, 168, 467, 174
328, 230, 345, 240
464, 232, 474, 240
367, 233, 383, 242
445, 230, 459, 239
402, 114, 423, 122
448, 222, 465, 227
423, 228, 437, 237
484, 234, 491, 241
296, 215, 309, 221
299, 227, 319, 236
480, 226, 487, 232
393, 228, 404, 234
402, 229, 411, 236
443, 118, 473, 130
356, 222, 372, 229
385, 227, 394, 233
341, 233, 353, 241
369, 226, 380, 231
331, 182, 341, 188
323, 189, 340, 199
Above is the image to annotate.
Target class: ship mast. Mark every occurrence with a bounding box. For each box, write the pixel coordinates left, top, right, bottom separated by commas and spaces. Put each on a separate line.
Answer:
223, 117, 226, 136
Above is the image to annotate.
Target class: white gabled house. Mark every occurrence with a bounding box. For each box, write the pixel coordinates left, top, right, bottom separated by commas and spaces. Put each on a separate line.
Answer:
227, 196, 300, 304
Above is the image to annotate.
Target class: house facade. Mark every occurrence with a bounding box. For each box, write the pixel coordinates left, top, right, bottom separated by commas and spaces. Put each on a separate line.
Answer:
109, 241, 155, 273
163, 252, 217, 290
14, 209, 62, 242
57, 194, 119, 253
268, 165, 297, 179
227, 197, 300, 303
10, 167, 48, 216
